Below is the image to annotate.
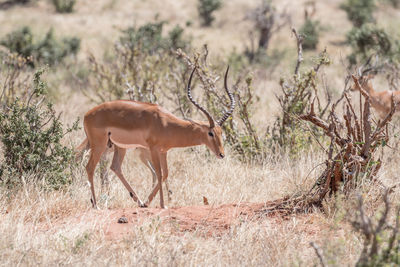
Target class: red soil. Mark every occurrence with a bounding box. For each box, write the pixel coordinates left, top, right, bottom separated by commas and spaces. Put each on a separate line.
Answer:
104, 202, 267, 238
37, 202, 324, 240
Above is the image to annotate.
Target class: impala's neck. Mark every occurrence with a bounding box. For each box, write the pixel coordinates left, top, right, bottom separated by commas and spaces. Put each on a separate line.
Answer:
165, 119, 208, 149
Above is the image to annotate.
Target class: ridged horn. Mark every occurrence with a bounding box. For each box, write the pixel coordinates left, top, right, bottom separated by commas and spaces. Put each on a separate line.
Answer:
187, 67, 215, 128
217, 66, 235, 126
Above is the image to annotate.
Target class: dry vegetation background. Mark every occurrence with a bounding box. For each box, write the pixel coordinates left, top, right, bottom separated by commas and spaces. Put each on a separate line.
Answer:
1, 0, 400, 266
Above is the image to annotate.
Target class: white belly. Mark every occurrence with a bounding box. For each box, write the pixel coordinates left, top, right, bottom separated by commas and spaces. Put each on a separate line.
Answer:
107, 127, 149, 149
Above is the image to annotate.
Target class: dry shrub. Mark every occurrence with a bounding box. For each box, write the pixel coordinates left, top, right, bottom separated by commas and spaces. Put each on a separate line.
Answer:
259, 32, 395, 215
269, 29, 331, 155
261, 81, 394, 216
300, 75, 395, 202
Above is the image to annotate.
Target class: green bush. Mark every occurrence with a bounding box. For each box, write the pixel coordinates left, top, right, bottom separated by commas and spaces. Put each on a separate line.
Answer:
0, 0, 30, 9
347, 23, 393, 64
197, 0, 222, 26
168, 25, 188, 50
0, 26, 34, 59
0, 69, 79, 190
34, 29, 80, 65
387, 0, 400, 7
52, 0, 75, 13
340, 0, 376, 27
299, 18, 320, 50
120, 22, 190, 54
340, 0, 400, 65
1, 26, 80, 66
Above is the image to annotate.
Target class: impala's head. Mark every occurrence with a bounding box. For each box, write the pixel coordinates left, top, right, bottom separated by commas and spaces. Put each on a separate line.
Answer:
202, 124, 225, 158
187, 66, 235, 159
350, 68, 376, 92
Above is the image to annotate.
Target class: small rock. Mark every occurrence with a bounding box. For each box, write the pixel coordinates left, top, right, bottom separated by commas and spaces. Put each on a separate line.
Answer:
118, 216, 128, 224
203, 196, 209, 205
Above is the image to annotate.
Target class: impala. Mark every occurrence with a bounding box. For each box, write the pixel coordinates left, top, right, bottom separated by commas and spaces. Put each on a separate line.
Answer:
79, 66, 235, 209
351, 74, 400, 118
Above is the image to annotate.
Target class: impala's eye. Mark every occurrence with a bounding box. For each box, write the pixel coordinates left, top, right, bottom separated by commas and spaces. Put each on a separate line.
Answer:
208, 132, 214, 137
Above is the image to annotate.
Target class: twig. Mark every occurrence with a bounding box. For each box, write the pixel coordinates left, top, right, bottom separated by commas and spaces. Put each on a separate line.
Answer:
292, 28, 303, 76
310, 242, 327, 267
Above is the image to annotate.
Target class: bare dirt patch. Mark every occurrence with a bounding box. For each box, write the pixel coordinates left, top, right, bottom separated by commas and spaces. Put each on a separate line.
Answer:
42, 202, 275, 239
37, 200, 328, 241
105, 202, 268, 239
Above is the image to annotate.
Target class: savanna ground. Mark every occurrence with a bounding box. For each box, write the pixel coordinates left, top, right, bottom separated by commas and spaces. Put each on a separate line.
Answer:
1, 0, 400, 266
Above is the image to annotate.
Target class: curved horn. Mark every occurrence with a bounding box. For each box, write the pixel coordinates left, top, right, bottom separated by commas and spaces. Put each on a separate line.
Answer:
187, 67, 215, 128
217, 66, 235, 126
358, 66, 363, 77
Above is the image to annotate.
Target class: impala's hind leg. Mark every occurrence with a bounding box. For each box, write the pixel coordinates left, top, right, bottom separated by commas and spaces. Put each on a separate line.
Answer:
110, 146, 145, 207
86, 139, 107, 208
99, 150, 111, 188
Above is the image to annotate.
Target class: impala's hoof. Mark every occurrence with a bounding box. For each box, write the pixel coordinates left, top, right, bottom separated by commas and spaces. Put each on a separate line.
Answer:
139, 202, 148, 208
90, 198, 98, 209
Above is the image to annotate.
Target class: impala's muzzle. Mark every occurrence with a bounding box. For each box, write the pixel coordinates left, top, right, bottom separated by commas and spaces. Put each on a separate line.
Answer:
219, 153, 225, 159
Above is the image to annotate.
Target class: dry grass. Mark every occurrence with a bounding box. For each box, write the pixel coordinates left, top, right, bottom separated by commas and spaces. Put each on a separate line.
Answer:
1, 0, 400, 266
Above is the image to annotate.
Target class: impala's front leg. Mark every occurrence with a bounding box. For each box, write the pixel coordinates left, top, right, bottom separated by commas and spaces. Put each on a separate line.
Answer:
138, 149, 172, 201
145, 152, 169, 208
146, 148, 165, 208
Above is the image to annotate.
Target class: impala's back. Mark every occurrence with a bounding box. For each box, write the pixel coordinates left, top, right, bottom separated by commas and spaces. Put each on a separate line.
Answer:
83, 100, 160, 149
